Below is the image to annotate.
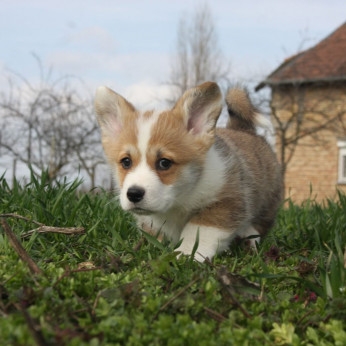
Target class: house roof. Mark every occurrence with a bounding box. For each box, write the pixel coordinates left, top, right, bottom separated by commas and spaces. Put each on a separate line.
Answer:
256, 21, 346, 91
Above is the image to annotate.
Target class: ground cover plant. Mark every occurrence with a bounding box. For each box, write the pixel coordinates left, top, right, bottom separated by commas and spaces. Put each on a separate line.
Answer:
0, 171, 345, 345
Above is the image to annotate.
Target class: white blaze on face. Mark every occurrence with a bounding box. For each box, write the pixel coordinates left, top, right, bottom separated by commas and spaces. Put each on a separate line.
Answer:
119, 111, 174, 213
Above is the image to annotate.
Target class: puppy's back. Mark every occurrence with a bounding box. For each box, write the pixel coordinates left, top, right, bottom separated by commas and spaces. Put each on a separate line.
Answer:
218, 88, 283, 236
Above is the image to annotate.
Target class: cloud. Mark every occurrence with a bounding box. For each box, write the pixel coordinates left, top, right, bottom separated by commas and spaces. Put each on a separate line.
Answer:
46, 49, 171, 89
66, 26, 117, 53
43, 46, 176, 108
122, 82, 175, 109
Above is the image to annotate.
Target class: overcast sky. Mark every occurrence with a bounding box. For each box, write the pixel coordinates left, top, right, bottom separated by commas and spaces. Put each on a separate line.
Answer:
1, 0, 345, 108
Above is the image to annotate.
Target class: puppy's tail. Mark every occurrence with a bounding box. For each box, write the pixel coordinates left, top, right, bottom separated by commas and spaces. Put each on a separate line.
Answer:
225, 88, 264, 133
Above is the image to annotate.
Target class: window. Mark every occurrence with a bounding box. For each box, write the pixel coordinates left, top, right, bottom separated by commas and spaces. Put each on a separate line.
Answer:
337, 140, 346, 184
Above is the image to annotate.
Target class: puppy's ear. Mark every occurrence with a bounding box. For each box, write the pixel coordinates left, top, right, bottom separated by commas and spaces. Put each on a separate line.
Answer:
174, 82, 222, 136
94, 86, 136, 136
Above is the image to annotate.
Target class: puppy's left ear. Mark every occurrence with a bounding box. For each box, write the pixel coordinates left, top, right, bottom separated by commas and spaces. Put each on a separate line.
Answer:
174, 82, 222, 136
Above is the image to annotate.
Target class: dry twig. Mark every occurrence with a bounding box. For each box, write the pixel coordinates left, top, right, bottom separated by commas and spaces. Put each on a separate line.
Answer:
0, 213, 43, 226
0, 218, 43, 275
14, 302, 46, 346
153, 276, 200, 320
203, 307, 227, 322
133, 237, 145, 252
0, 213, 85, 239
217, 267, 252, 319
21, 226, 85, 239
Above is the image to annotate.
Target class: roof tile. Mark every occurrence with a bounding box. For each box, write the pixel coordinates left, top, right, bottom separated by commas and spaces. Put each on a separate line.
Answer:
257, 21, 346, 89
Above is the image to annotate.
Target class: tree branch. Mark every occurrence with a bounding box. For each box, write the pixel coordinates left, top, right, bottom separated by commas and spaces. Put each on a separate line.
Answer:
0, 218, 43, 275
21, 226, 85, 239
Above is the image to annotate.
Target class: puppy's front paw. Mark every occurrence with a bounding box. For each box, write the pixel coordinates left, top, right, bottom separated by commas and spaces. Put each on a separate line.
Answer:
176, 224, 231, 262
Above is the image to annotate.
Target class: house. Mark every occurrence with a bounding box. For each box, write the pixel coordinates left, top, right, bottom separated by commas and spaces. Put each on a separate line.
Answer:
256, 22, 346, 203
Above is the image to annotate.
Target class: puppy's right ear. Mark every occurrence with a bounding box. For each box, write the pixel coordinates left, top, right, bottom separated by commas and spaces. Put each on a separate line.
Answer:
94, 86, 136, 136
173, 82, 222, 137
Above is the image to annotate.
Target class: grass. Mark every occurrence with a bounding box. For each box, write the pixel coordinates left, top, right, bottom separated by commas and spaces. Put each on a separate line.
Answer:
0, 171, 345, 345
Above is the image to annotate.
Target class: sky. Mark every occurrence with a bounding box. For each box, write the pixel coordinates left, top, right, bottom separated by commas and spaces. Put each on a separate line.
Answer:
1, 0, 346, 109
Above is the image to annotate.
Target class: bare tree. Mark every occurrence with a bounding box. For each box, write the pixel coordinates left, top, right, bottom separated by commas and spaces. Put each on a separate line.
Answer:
168, 3, 230, 102
256, 85, 346, 176
0, 60, 106, 188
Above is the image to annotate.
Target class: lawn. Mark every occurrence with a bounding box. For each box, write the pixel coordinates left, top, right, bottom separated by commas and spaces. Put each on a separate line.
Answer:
0, 171, 345, 345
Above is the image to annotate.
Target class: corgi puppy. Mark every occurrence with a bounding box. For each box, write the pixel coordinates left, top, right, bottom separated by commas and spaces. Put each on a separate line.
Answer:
95, 82, 283, 262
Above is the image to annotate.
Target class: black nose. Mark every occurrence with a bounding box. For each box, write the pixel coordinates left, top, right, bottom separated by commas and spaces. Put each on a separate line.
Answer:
127, 186, 145, 203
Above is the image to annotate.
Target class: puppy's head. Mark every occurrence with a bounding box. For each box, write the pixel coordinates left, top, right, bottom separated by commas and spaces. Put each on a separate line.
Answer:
95, 82, 222, 214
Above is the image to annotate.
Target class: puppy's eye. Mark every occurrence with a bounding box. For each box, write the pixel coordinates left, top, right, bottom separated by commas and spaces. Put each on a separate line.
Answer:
156, 158, 173, 171
120, 157, 132, 169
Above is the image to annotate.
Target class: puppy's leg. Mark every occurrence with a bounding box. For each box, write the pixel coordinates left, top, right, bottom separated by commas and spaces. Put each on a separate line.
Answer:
176, 223, 232, 262
237, 225, 260, 250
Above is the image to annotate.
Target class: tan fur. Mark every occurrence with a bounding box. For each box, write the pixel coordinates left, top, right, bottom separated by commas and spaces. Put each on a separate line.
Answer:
189, 89, 283, 235
224, 88, 283, 235
209, 128, 282, 236
147, 111, 206, 185
173, 81, 223, 146
225, 88, 258, 132
102, 110, 140, 188
94, 82, 283, 259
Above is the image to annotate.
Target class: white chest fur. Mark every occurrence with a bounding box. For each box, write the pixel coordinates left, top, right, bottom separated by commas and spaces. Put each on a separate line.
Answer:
134, 145, 227, 243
